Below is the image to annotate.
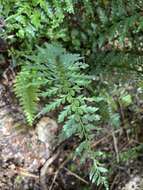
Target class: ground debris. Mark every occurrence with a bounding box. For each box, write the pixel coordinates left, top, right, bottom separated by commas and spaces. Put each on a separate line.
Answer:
0, 83, 57, 189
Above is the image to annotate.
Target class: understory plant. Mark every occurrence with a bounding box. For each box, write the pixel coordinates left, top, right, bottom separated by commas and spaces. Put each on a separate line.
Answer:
14, 43, 109, 189
2, 0, 143, 189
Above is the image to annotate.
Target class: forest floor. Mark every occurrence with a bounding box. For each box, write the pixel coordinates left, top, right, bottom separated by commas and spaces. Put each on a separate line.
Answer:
0, 73, 143, 190
0, 78, 88, 190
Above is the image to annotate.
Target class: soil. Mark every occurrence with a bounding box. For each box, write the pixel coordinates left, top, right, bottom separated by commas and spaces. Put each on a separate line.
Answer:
0, 82, 52, 190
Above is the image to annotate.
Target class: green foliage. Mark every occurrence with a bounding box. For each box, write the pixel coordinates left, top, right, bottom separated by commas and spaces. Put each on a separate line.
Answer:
2, 0, 143, 71
90, 159, 108, 189
2, 0, 143, 189
0, 0, 74, 65
0, 0, 74, 41
14, 67, 41, 125
119, 144, 143, 163
15, 43, 109, 189
76, 142, 109, 189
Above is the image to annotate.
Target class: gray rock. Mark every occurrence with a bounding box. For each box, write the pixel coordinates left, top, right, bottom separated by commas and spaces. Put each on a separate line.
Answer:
36, 117, 58, 147
122, 176, 143, 190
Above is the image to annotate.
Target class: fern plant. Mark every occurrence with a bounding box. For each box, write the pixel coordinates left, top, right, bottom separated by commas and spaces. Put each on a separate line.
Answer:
14, 43, 109, 189
14, 67, 41, 125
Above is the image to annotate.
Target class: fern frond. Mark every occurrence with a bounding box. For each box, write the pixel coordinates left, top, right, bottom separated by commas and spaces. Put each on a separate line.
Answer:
58, 105, 71, 123
14, 69, 40, 125
42, 96, 66, 114
14, 43, 109, 188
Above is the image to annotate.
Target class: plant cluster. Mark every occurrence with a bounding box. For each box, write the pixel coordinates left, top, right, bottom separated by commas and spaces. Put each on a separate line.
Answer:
1, 0, 143, 189
15, 43, 109, 188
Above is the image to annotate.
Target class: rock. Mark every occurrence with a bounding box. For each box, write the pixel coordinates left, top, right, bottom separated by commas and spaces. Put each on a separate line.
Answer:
0, 82, 54, 189
122, 175, 142, 190
36, 117, 58, 146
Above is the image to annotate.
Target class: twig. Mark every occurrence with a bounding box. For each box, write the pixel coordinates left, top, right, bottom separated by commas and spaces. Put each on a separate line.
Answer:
92, 129, 122, 148
16, 167, 39, 179
112, 130, 119, 163
117, 98, 130, 141
2, 65, 15, 82
110, 174, 119, 190
49, 156, 71, 190
40, 151, 60, 190
63, 167, 89, 185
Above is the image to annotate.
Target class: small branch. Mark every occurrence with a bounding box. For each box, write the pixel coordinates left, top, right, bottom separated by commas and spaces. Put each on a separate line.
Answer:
110, 174, 119, 190
40, 151, 60, 190
112, 130, 119, 163
92, 129, 122, 148
49, 156, 71, 190
63, 167, 89, 185
16, 167, 39, 179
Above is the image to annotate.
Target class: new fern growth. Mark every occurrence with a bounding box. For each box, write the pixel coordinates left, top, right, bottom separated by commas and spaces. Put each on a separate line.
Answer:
14, 67, 41, 125
14, 43, 109, 189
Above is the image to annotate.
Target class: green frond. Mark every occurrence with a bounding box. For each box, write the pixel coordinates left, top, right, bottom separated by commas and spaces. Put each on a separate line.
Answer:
14, 69, 40, 125
58, 105, 71, 123
60, 116, 78, 139
40, 87, 59, 98
14, 43, 108, 188
42, 96, 66, 114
